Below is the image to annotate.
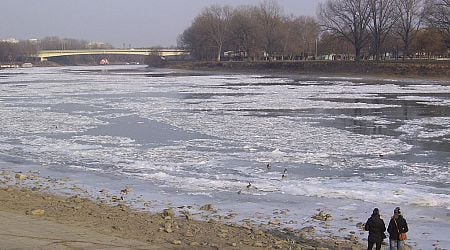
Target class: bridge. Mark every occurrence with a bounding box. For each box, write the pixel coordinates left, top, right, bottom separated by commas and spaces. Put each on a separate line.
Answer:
36, 49, 189, 61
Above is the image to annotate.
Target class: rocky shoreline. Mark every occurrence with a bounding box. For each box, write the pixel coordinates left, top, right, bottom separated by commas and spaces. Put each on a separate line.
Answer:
0, 168, 367, 249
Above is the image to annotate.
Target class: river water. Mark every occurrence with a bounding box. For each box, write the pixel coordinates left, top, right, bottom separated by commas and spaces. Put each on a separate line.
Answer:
0, 65, 449, 248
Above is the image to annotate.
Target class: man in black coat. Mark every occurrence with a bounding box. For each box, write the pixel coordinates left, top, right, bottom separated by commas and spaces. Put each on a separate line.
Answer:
365, 208, 387, 250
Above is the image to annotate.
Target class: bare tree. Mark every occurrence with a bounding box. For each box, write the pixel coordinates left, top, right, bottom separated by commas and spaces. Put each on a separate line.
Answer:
178, 6, 232, 61
368, 0, 397, 60
202, 5, 232, 62
318, 31, 354, 58
394, 0, 424, 59
319, 0, 372, 60
282, 16, 320, 60
254, 0, 284, 59
0, 40, 38, 63
412, 28, 448, 57
423, 0, 450, 46
301, 17, 321, 58
228, 6, 259, 60
38, 37, 100, 50
178, 16, 216, 60
280, 16, 293, 60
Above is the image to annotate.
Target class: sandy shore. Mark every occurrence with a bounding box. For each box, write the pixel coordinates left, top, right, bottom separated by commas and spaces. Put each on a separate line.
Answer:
0, 168, 367, 250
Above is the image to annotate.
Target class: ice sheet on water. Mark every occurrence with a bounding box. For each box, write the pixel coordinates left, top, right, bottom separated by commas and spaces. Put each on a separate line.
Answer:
396, 117, 450, 139
279, 177, 450, 208
126, 162, 449, 207
0, 107, 107, 135
318, 76, 364, 80
71, 135, 138, 147
315, 93, 386, 99
397, 95, 450, 106
336, 114, 396, 125
5, 134, 141, 172
0, 67, 448, 209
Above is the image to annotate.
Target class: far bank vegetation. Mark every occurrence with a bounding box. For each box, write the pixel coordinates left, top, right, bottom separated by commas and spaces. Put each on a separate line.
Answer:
0, 37, 113, 65
178, 0, 449, 62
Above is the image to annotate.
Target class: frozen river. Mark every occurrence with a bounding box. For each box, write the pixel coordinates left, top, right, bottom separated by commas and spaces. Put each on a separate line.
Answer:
0, 65, 449, 248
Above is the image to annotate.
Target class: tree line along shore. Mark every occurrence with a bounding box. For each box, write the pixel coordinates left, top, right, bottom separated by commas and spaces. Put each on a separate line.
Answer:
178, 0, 449, 63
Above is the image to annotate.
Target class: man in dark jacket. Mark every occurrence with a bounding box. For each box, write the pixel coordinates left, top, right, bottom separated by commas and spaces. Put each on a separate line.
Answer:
365, 208, 386, 250
387, 207, 408, 250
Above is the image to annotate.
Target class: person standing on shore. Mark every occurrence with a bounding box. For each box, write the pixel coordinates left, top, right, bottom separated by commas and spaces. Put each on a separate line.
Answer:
365, 208, 386, 250
387, 207, 409, 250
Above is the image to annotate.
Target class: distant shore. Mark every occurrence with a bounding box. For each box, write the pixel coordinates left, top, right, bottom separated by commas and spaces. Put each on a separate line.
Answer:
157, 60, 450, 79
4, 59, 449, 80
0, 168, 366, 249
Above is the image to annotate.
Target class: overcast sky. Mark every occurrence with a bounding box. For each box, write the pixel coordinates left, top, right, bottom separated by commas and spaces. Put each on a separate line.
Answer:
1, 0, 322, 48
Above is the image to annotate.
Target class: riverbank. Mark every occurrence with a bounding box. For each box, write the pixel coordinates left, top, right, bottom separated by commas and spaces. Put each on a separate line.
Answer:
158, 60, 450, 79
0, 168, 366, 250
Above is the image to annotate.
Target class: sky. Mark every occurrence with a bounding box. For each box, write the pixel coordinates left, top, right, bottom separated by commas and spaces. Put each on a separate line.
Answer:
1, 0, 322, 48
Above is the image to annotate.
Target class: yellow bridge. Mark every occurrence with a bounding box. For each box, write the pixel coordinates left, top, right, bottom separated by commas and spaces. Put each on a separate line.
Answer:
36, 49, 189, 61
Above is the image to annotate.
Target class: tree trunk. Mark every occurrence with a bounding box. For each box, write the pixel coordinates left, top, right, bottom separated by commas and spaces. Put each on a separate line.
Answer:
374, 38, 381, 61
403, 42, 409, 60
355, 47, 362, 61
216, 44, 222, 62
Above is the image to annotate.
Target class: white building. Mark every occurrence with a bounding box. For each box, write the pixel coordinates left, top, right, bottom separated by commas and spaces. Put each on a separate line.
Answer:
1, 38, 19, 43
